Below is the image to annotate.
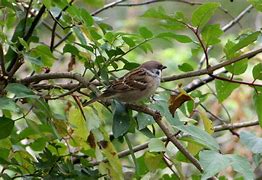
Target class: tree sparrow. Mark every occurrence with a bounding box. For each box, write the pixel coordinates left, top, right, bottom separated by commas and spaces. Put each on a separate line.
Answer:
83, 60, 166, 106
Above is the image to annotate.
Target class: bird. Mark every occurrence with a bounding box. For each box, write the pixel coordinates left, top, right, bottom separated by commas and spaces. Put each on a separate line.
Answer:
83, 60, 167, 106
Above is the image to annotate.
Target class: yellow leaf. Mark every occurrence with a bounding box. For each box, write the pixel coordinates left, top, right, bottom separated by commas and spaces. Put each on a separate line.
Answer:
187, 142, 203, 156
199, 110, 214, 134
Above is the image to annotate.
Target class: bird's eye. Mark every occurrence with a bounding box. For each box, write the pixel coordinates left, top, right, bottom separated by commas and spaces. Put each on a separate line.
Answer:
156, 70, 160, 75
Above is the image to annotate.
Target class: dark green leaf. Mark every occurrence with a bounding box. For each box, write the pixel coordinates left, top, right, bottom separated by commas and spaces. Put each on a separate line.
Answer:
252, 63, 262, 80
139, 27, 153, 39
215, 79, 239, 102
192, 2, 220, 28
5, 83, 38, 99
0, 97, 20, 112
254, 91, 262, 127
202, 24, 223, 46
148, 138, 165, 152
30, 137, 48, 151
136, 112, 154, 130
178, 63, 194, 72
240, 131, 262, 153
43, 0, 52, 8
112, 102, 131, 138
0, 117, 14, 139
136, 154, 148, 176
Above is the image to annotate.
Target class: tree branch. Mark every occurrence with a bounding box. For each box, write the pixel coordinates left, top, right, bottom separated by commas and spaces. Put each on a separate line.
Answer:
162, 47, 262, 82
0, 43, 6, 76
91, 0, 128, 16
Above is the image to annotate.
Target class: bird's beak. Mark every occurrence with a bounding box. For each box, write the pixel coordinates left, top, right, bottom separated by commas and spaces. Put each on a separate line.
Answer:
161, 65, 167, 70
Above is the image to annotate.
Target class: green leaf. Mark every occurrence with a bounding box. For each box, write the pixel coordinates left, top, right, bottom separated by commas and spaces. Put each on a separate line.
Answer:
0, 97, 20, 112
248, 0, 262, 11
225, 58, 248, 75
141, 7, 168, 19
175, 125, 219, 150
0, 117, 14, 139
240, 131, 262, 153
136, 112, 154, 130
215, 79, 239, 102
63, 44, 79, 56
5, 83, 38, 99
122, 37, 136, 47
30, 45, 55, 67
112, 102, 131, 138
252, 63, 262, 80
178, 63, 194, 72
254, 91, 262, 127
144, 152, 166, 171
156, 32, 192, 43
199, 150, 231, 179
43, 0, 52, 8
229, 154, 254, 180
224, 31, 260, 58
18, 37, 29, 50
202, 24, 223, 46
148, 138, 165, 152
139, 27, 153, 39
80, 8, 93, 26
192, 2, 220, 28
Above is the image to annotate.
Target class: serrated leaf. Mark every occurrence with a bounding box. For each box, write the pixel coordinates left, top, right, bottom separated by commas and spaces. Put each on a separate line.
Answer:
139, 27, 153, 39
252, 63, 262, 80
254, 91, 262, 127
5, 83, 38, 99
0, 97, 20, 112
202, 24, 223, 46
0, 117, 14, 139
192, 2, 220, 28
240, 131, 262, 153
215, 79, 239, 102
175, 125, 219, 150
148, 138, 165, 152
112, 101, 131, 138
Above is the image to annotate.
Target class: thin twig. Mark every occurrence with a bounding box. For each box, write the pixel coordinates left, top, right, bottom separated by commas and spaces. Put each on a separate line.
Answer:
0, 43, 6, 76
162, 47, 262, 82
91, 0, 128, 16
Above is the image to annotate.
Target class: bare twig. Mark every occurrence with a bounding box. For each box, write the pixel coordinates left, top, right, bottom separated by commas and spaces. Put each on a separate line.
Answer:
91, 0, 128, 16
214, 120, 259, 131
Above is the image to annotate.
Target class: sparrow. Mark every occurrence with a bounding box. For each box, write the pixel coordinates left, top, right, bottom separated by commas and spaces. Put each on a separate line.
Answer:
83, 60, 166, 106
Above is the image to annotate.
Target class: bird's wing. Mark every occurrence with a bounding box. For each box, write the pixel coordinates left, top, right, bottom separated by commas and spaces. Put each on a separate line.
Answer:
103, 68, 149, 96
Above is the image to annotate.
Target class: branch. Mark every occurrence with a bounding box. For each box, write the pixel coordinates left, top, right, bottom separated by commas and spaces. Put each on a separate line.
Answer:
7, 5, 46, 72
214, 120, 259, 131
162, 47, 262, 82
127, 104, 203, 172
198, 5, 253, 69
0, 43, 6, 76
91, 0, 128, 16
19, 73, 90, 87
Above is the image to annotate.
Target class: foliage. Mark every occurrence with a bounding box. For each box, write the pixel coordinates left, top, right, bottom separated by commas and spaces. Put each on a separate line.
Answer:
0, 0, 262, 179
